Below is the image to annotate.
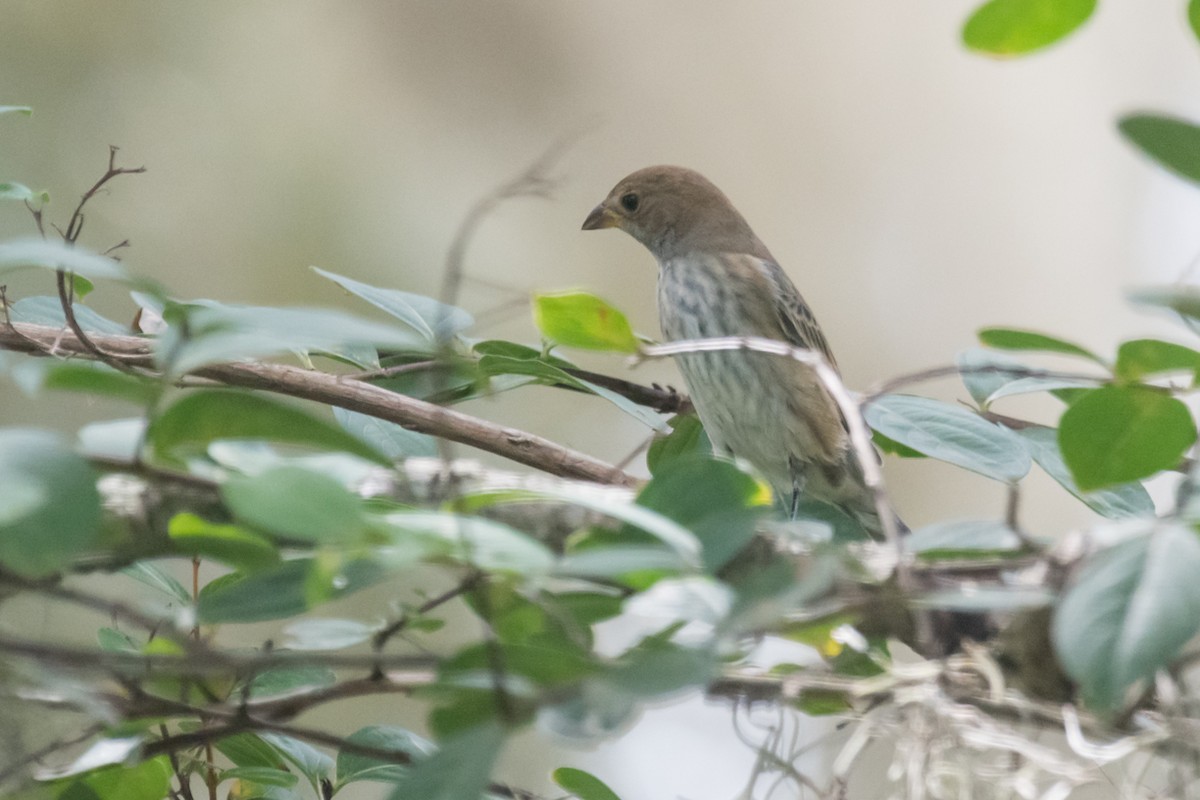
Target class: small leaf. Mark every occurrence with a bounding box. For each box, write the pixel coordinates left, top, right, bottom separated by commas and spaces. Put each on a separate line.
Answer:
0, 182, 35, 201
11, 359, 157, 404
553, 767, 623, 800
533, 291, 640, 353
1129, 284, 1200, 322
0, 106, 32, 116
221, 766, 299, 788
10, 295, 128, 334
197, 558, 386, 622
1058, 385, 1196, 490
313, 266, 473, 340
0, 428, 101, 576
1191, 0, 1200, 44
962, 0, 1096, 56
336, 726, 435, 787
150, 390, 390, 466
377, 511, 555, 574
259, 732, 334, 793
122, 562, 191, 603
283, 618, 378, 651
1016, 427, 1154, 519
864, 395, 1031, 482
333, 406, 437, 459
43, 756, 173, 800
248, 665, 336, 699
1054, 524, 1200, 710
977, 327, 1100, 362
1115, 338, 1200, 383
1119, 114, 1200, 186
222, 466, 367, 543
957, 347, 1031, 407
168, 512, 280, 570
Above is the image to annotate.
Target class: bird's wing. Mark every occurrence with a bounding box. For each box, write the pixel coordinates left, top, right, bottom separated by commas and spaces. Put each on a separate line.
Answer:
750, 257, 839, 370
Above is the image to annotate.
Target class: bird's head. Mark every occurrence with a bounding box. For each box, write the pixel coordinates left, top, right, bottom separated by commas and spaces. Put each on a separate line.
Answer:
582, 165, 770, 262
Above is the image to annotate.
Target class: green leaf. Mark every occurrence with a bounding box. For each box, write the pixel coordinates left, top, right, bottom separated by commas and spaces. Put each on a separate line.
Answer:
149, 390, 390, 466
0, 428, 101, 576
957, 347, 1031, 407
1119, 114, 1200, 186
10, 359, 157, 404
333, 406, 437, 458
533, 291, 640, 353
1115, 338, 1200, 383
337, 725, 434, 787
977, 327, 1100, 362
1058, 385, 1196, 490
221, 767, 299, 788
222, 466, 367, 543
160, 301, 434, 375
0, 105, 32, 116
78, 418, 145, 461
962, 0, 1096, 56
553, 767, 622, 800
197, 557, 386, 622
283, 618, 378, 651
122, 561, 191, 603
386, 723, 506, 800
168, 512, 280, 570
0, 182, 40, 202
377, 511, 555, 574
646, 413, 711, 474
1016, 427, 1154, 519
259, 732, 334, 793
1129, 284, 1200, 322
248, 665, 336, 699
215, 733, 289, 769
312, 266, 474, 341
1191, 0, 1200, 44
45, 756, 173, 800
479, 353, 668, 432
97, 626, 139, 653
1054, 524, 1200, 710
10, 295, 129, 335
863, 395, 1031, 483
908, 519, 1022, 555
0, 238, 129, 281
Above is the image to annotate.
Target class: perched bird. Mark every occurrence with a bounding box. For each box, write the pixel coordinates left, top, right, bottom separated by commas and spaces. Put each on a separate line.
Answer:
582, 165, 885, 537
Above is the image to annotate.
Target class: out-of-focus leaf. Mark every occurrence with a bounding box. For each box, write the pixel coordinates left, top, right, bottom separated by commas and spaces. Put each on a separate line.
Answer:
908, 519, 1022, 555
1058, 385, 1195, 490
168, 512, 280, 570
1191, 0, 1200, 44
1115, 338, 1200, 383
222, 466, 367, 543
160, 301, 434, 374
313, 266, 474, 340
149, 390, 390, 466
122, 562, 191, 603
197, 558, 386, 623
0, 238, 129, 281
646, 414, 711, 474
337, 725, 434, 787
333, 406, 437, 458
864, 395, 1031, 482
283, 618, 378, 651
0, 181, 46, 202
377, 511, 554, 574
216, 733, 289, 770
0, 106, 32, 115
259, 732, 334, 793
1129, 284, 1200, 322
1054, 524, 1200, 710
916, 586, 1055, 612
977, 327, 1100, 362
1119, 114, 1200, 186
42, 755, 173, 800
386, 723, 506, 800
0, 428, 100, 576
10, 359, 157, 404
962, 0, 1096, 56
553, 767, 623, 800
10, 295, 129, 335
77, 418, 145, 461
221, 766, 298, 788
248, 665, 336, 699
533, 291, 640, 353
1017, 427, 1154, 519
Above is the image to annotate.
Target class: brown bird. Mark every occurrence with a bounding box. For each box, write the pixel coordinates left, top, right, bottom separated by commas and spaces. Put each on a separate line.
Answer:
582, 165, 884, 537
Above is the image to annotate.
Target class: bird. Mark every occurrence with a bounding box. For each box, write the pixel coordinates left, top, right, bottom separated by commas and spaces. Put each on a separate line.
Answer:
582, 165, 887, 538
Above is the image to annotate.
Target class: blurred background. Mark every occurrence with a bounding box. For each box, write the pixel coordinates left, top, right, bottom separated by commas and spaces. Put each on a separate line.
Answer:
2, 2, 1200, 797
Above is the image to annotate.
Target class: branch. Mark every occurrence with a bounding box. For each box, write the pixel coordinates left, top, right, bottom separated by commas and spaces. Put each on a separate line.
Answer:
0, 321, 637, 487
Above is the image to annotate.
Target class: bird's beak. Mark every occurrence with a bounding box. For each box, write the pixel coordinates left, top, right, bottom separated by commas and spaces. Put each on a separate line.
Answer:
581, 203, 619, 231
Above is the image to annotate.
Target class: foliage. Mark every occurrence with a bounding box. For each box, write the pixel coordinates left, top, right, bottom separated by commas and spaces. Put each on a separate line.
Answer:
4, 7, 1200, 800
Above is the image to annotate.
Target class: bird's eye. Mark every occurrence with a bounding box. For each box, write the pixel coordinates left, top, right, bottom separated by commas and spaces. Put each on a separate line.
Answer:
619, 193, 639, 212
